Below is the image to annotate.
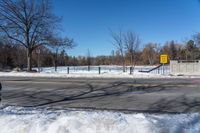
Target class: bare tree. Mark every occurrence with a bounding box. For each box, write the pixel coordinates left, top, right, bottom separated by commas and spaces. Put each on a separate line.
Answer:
193, 32, 200, 48
124, 31, 140, 72
111, 29, 126, 72
141, 43, 157, 65
193, 33, 200, 59
0, 0, 60, 71
111, 50, 115, 65
48, 36, 74, 72
185, 40, 198, 60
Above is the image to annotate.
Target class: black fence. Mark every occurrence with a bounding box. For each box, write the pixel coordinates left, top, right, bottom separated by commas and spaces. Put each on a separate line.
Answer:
38, 65, 170, 75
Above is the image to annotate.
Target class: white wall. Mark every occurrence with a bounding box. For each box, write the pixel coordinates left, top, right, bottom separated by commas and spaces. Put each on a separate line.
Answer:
170, 60, 200, 75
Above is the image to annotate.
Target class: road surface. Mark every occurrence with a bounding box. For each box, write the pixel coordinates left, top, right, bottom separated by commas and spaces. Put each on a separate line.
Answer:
1, 77, 200, 113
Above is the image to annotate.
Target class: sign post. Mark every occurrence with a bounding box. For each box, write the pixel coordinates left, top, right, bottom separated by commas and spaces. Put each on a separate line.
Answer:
160, 54, 168, 74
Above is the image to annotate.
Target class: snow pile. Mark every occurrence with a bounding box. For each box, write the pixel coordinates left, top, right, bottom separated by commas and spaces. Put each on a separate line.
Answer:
0, 106, 200, 133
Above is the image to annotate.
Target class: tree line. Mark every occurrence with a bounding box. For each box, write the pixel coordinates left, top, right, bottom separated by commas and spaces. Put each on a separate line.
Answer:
0, 0, 200, 71
1, 32, 200, 70
0, 0, 74, 71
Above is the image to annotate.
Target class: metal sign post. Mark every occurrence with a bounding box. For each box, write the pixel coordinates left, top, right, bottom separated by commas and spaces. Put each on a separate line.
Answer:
163, 63, 164, 74
160, 54, 168, 75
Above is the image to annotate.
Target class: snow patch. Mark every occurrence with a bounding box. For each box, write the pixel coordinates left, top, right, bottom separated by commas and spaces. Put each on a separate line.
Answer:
0, 106, 200, 133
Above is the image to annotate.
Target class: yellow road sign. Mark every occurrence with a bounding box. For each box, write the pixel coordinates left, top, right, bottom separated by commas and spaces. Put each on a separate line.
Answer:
160, 54, 168, 64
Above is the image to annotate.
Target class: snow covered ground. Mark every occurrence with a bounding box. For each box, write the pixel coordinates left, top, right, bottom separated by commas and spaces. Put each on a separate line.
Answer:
0, 106, 200, 133
0, 65, 192, 78
0, 71, 170, 78
0, 66, 199, 133
0, 65, 199, 78
38, 65, 169, 75
38, 65, 160, 74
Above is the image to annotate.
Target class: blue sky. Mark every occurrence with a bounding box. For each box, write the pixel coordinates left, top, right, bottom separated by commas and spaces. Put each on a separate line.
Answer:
52, 0, 200, 56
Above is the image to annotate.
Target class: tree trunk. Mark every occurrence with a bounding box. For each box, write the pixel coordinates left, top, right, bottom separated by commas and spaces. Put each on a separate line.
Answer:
27, 49, 32, 72
120, 52, 125, 72
122, 56, 125, 72
148, 56, 152, 65
130, 53, 133, 67
55, 59, 57, 72
130, 53, 133, 74
54, 49, 58, 72
132, 54, 137, 74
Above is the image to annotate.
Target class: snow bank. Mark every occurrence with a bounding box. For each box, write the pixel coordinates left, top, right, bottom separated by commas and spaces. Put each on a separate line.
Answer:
0, 106, 200, 133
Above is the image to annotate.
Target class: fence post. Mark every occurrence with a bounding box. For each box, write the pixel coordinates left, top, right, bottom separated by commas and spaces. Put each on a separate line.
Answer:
130, 67, 132, 75
99, 67, 101, 74
67, 67, 69, 74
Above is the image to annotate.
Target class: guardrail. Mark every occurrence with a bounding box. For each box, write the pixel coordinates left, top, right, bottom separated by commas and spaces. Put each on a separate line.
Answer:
139, 64, 169, 75
35, 65, 170, 75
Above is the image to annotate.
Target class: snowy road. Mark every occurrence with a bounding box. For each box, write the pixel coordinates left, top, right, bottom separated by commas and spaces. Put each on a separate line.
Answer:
1, 77, 200, 113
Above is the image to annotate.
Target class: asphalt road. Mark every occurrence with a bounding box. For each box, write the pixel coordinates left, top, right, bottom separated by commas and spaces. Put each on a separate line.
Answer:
1, 77, 200, 113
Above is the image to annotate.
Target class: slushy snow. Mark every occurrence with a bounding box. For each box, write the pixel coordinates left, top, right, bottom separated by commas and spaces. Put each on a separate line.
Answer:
0, 106, 200, 133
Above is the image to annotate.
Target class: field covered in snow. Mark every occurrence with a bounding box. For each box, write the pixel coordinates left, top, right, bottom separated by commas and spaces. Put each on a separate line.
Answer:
0, 65, 188, 78
38, 65, 169, 75
0, 65, 199, 78
0, 106, 200, 133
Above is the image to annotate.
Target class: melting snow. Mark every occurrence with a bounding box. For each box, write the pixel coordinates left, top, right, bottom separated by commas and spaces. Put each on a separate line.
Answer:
0, 106, 200, 133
